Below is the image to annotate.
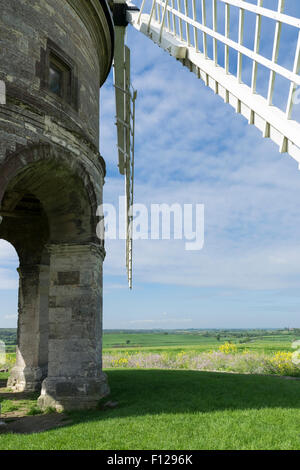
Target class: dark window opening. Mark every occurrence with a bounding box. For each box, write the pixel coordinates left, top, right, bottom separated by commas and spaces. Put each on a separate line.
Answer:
37, 40, 79, 111
48, 54, 72, 104
49, 64, 63, 97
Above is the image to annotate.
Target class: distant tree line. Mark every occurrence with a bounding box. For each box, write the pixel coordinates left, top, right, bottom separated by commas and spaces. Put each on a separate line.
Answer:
0, 329, 17, 347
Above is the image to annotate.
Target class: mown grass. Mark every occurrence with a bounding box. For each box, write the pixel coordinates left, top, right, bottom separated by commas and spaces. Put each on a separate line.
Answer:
1, 369, 300, 450
0, 395, 40, 415
0, 372, 41, 416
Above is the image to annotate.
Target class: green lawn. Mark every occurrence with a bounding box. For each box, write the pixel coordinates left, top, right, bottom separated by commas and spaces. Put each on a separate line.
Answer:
1, 369, 300, 450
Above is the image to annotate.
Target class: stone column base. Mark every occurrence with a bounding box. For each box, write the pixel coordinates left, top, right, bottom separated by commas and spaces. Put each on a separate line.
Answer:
37, 374, 110, 411
7, 365, 47, 393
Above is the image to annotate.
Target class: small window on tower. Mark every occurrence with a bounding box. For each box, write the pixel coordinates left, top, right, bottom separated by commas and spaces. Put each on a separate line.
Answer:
38, 40, 78, 110
48, 54, 71, 102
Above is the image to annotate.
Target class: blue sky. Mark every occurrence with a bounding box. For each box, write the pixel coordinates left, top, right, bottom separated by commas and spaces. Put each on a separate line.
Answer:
1, 1, 300, 329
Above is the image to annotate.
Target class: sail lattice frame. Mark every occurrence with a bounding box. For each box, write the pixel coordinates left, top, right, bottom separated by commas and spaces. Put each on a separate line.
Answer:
127, 0, 300, 165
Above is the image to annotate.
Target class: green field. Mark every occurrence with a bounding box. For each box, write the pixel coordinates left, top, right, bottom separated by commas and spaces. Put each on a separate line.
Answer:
2, 328, 299, 355
102, 331, 299, 355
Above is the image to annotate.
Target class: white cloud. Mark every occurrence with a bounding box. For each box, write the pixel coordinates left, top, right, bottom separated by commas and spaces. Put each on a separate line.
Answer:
104, 237, 300, 290
0, 268, 18, 290
3, 314, 17, 320
0, 240, 18, 264
0, 241, 18, 291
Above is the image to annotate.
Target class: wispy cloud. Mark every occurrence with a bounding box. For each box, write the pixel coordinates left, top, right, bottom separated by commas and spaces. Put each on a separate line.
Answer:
0, 240, 18, 264
0, 268, 18, 290
3, 314, 17, 320
0, 241, 18, 291
129, 318, 192, 324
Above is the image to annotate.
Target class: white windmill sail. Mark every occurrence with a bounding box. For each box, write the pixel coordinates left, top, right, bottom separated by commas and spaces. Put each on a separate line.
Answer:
113, 0, 138, 289
125, 0, 300, 165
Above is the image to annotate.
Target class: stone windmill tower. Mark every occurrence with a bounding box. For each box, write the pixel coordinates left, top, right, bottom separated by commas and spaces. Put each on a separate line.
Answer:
0, 0, 114, 410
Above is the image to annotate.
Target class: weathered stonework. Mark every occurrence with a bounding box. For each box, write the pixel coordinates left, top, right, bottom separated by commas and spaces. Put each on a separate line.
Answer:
7, 264, 49, 392
0, 0, 114, 409
38, 244, 108, 411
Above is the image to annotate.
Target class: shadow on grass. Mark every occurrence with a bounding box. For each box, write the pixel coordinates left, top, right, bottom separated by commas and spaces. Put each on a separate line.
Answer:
1, 369, 300, 434
100, 369, 300, 414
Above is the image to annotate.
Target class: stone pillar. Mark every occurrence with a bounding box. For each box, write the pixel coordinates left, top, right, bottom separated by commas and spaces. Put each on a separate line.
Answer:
38, 244, 109, 411
7, 264, 49, 392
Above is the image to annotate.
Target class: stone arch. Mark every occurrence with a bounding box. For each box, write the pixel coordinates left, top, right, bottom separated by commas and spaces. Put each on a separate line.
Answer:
0, 143, 108, 408
0, 143, 102, 247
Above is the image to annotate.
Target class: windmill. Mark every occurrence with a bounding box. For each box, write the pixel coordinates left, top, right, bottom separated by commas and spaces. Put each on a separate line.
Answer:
112, 0, 300, 288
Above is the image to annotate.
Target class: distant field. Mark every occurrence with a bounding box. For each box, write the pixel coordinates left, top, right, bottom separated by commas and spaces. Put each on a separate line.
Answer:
0, 329, 16, 353
4, 331, 300, 378
103, 332, 220, 349
102, 332, 299, 355
1, 329, 300, 356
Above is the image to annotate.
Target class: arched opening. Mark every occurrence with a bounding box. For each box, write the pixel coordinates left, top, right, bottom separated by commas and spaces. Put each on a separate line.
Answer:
0, 190, 50, 392
0, 145, 108, 409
